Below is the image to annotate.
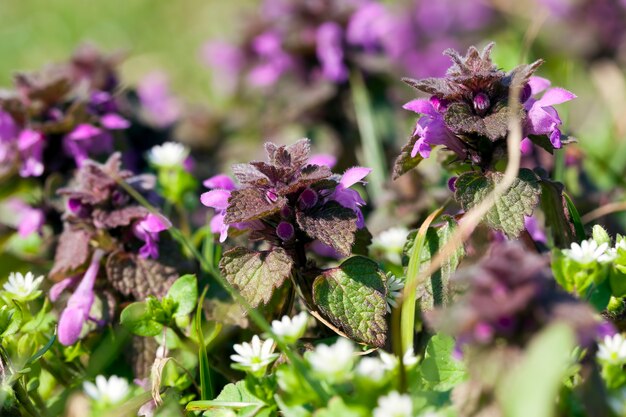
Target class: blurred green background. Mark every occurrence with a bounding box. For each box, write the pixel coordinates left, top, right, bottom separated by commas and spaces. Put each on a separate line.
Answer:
0, 0, 251, 102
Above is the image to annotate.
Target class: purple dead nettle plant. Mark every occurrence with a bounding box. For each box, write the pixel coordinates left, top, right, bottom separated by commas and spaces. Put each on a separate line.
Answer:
201, 139, 389, 347
394, 43, 577, 245
48, 153, 185, 346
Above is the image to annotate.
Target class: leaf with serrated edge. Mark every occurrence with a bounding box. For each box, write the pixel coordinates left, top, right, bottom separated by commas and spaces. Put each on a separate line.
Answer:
296, 202, 357, 257
224, 188, 286, 224
219, 247, 293, 307
454, 169, 541, 237
312, 256, 388, 347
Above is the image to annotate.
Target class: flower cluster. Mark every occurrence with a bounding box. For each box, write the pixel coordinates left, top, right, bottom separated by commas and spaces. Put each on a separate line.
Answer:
395, 43, 575, 176
428, 242, 602, 350
203, 0, 496, 92
201, 139, 370, 256
48, 154, 179, 346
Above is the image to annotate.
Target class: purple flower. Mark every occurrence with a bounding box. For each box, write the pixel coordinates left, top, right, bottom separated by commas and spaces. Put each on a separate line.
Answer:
403, 99, 465, 159
63, 123, 112, 167
137, 72, 181, 127
316, 22, 348, 83
133, 214, 172, 259
328, 167, 371, 227
248, 31, 293, 87
201, 41, 245, 94
58, 249, 105, 346
100, 113, 130, 130
523, 76, 576, 148
524, 215, 547, 245
6, 199, 44, 237
17, 129, 44, 177
346, 2, 389, 51
308, 154, 337, 168
201, 174, 237, 242
49, 276, 80, 302
0, 110, 18, 142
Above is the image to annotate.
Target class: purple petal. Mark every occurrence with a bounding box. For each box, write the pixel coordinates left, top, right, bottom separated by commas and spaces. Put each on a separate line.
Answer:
308, 154, 337, 168
203, 174, 236, 191
50, 276, 80, 302
339, 167, 371, 189
524, 216, 547, 244
201, 189, 231, 210
403, 99, 436, 115
0, 110, 18, 142
316, 22, 348, 82
528, 76, 551, 95
58, 306, 88, 346
101, 113, 130, 130
550, 128, 562, 148
537, 87, 576, 107
411, 136, 431, 158
67, 124, 102, 141
140, 213, 171, 233
17, 129, 42, 150
17, 207, 44, 237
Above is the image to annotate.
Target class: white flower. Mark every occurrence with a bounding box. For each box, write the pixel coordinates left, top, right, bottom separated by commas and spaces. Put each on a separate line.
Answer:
307, 338, 354, 378
356, 356, 386, 381
370, 227, 409, 265
597, 334, 626, 365
231, 335, 278, 374
380, 348, 419, 370
563, 240, 610, 265
146, 142, 189, 168
373, 391, 413, 417
599, 247, 617, 263
386, 274, 405, 312
271, 312, 308, 343
3, 272, 44, 300
83, 375, 130, 405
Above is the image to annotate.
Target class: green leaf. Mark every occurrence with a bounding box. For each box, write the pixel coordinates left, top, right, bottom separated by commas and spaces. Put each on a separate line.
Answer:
312, 256, 388, 347
296, 202, 358, 257
420, 334, 466, 391
455, 168, 541, 237
539, 179, 576, 248
219, 247, 293, 308
563, 193, 586, 242
187, 381, 265, 416
120, 302, 164, 337
0, 304, 22, 337
497, 324, 575, 417
167, 274, 198, 317
392, 134, 423, 180
403, 216, 464, 310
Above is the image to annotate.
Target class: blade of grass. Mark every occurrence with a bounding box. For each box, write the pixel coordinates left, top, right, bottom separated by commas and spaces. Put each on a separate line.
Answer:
196, 285, 213, 400
563, 193, 586, 240
350, 70, 387, 204
401, 207, 444, 353
113, 178, 330, 403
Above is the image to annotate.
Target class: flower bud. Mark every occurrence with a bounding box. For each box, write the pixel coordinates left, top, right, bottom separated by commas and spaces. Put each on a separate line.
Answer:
298, 188, 318, 209
472, 92, 490, 115
276, 221, 295, 241
429, 96, 448, 112
520, 83, 532, 103
265, 188, 279, 203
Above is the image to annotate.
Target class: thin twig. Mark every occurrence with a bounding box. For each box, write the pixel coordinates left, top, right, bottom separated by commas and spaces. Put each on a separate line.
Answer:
582, 201, 626, 224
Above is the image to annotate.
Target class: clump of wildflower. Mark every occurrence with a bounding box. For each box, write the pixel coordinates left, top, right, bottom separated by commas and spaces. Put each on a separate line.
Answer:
270, 312, 308, 344
373, 391, 413, 417
395, 43, 575, 177
428, 242, 602, 349
597, 334, 626, 365
202, 139, 369, 257
231, 335, 278, 376
83, 375, 130, 405
306, 338, 355, 380
2, 272, 44, 302
370, 227, 409, 265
